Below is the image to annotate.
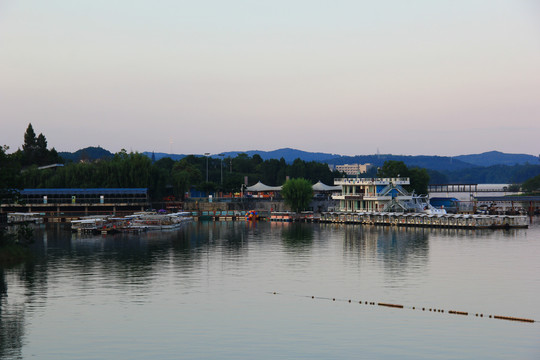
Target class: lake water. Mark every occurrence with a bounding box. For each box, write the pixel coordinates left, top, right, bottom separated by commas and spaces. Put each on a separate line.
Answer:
1, 219, 539, 359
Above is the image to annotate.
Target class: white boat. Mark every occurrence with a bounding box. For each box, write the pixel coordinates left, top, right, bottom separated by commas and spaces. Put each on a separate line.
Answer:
404, 195, 447, 215
71, 217, 108, 233
129, 212, 192, 231
8, 212, 44, 224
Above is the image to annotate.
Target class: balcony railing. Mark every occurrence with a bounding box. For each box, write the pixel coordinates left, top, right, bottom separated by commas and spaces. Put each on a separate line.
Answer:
334, 177, 410, 186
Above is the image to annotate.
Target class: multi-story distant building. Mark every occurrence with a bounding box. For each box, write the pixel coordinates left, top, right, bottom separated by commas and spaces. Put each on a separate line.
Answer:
332, 177, 412, 212
330, 163, 374, 176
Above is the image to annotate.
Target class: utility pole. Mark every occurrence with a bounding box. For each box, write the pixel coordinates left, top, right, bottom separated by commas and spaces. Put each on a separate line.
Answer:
218, 154, 225, 184
204, 153, 210, 182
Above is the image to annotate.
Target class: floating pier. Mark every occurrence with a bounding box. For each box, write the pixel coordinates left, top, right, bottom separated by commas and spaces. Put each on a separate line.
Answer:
317, 212, 529, 229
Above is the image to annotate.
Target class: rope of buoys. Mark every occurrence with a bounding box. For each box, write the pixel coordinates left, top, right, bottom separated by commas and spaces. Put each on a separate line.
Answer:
449, 310, 468, 316
378, 302, 404, 309
269, 292, 536, 324
493, 315, 535, 323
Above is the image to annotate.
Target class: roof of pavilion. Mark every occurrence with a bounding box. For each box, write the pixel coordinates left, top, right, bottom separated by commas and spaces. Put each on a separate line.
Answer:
246, 181, 283, 192
312, 180, 341, 191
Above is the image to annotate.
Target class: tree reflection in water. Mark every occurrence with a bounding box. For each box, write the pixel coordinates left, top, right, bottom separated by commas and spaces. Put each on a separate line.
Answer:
0, 266, 26, 359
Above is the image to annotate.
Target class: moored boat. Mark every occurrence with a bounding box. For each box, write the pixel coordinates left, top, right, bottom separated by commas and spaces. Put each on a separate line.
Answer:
129, 211, 192, 231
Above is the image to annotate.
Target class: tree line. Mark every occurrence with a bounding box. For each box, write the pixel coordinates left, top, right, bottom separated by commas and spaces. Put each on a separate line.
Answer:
8, 123, 537, 203
1, 124, 343, 201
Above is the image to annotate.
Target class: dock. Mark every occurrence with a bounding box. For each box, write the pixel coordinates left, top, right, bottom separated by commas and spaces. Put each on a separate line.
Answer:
316, 212, 528, 229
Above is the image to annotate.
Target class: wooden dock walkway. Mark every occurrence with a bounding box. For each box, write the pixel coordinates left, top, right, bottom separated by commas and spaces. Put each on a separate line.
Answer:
315, 212, 528, 229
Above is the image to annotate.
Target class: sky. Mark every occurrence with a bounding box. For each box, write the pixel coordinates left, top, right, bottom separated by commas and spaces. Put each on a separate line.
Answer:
1, 0, 539, 157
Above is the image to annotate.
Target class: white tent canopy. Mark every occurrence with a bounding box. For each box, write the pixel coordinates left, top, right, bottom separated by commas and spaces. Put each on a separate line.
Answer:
312, 180, 341, 192
246, 181, 283, 192
246, 180, 340, 192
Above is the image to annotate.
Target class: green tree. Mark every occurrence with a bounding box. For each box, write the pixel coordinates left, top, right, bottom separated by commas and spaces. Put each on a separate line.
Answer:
48, 148, 62, 164
154, 157, 175, 172
259, 159, 281, 185
377, 160, 409, 178
198, 181, 217, 196
222, 172, 244, 193
377, 160, 429, 195
233, 153, 254, 174
507, 184, 521, 192
281, 178, 313, 213
0, 145, 20, 189
277, 158, 287, 184
22, 123, 37, 165
1, 145, 27, 249
172, 160, 202, 199
22, 124, 36, 153
289, 158, 307, 179
251, 154, 263, 167
522, 174, 540, 193
20, 124, 62, 166
408, 167, 430, 195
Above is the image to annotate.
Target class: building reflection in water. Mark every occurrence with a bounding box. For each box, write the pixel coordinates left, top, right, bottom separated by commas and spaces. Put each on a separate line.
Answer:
0, 221, 530, 357
333, 224, 431, 280
279, 223, 314, 250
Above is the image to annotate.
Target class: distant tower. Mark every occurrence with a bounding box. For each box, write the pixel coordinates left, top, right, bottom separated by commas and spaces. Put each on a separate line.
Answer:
377, 148, 380, 159
151, 151, 156, 163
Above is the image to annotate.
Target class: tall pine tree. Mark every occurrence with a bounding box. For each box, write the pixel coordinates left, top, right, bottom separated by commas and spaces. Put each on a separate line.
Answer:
22, 123, 37, 165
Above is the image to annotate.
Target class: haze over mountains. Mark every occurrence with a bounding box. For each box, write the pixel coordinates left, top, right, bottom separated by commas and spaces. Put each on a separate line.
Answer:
56, 147, 538, 183
143, 149, 538, 170
59, 147, 539, 169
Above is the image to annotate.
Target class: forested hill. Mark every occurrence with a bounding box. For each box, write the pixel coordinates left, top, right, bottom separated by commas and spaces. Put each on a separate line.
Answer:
454, 151, 539, 167
324, 154, 474, 172
142, 152, 186, 161
142, 148, 338, 163
441, 163, 540, 184
58, 147, 540, 184
59, 147, 113, 162
62, 147, 538, 170
222, 148, 340, 163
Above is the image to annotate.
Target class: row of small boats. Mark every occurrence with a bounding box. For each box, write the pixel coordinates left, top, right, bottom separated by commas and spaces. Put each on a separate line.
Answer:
318, 211, 529, 228
71, 211, 193, 234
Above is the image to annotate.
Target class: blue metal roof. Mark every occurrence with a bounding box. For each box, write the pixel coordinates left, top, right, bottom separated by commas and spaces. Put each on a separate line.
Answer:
20, 188, 148, 195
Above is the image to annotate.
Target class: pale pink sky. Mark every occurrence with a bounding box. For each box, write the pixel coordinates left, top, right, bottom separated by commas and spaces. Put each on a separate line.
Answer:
1, 1, 539, 156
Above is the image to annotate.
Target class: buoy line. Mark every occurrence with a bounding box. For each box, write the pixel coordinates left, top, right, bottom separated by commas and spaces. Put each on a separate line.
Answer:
269, 292, 536, 324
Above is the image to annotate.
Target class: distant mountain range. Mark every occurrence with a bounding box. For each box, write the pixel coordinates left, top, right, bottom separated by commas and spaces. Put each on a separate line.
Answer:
61, 147, 538, 168
59, 147, 539, 183
453, 151, 539, 167
138, 148, 341, 163
213, 148, 342, 163
324, 154, 474, 172
143, 152, 186, 161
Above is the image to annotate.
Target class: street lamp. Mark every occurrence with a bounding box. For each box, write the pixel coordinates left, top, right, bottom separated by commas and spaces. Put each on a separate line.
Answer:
218, 153, 225, 184
204, 153, 210, 182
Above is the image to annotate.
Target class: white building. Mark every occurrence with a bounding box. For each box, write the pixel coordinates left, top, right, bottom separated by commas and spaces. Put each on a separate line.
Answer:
332, 177, 412, 212
331, 163, 374, 176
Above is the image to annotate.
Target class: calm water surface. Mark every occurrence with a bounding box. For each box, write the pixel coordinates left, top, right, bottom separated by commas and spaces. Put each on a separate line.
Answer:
1, 219, 539, 359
